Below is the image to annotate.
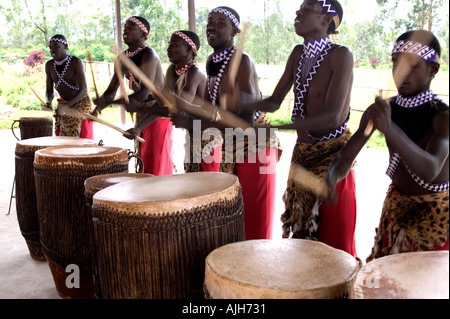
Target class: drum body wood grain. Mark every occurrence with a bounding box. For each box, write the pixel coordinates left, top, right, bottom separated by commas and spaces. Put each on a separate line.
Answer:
34, 146, 129, 299
15, 137, 96, 260
352, 251, 449, 299
13, 116, 53, 140
84, 173, 153, 299
92, 172, 245, 299
204, 239, 360, 299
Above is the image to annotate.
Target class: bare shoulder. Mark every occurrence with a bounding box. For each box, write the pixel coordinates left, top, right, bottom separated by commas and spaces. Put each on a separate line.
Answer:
143, 46, 161, 62
330, 44, 353, 59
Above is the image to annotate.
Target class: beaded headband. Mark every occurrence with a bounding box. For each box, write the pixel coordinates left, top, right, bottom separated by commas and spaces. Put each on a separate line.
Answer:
318, 0, 340, 30
126, 17, 149, 36
392, 40, 439, 63
173, 31, 197, 52
210, 7, 240, 29
49, 38, 68, 45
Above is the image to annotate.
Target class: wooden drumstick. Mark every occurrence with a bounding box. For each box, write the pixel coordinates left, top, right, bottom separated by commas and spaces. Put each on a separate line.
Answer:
114, 57, 130, 104
117, 54, 178, 114
220, 21, 251, 111
288, 164, 329, 197
29, 86, 47, 108
87, 52, 100, 100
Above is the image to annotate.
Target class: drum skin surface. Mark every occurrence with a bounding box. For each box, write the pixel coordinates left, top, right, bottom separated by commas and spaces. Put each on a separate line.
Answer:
204, 239, 360, 299
352, 251, 449, 299
92, 172, 245, 299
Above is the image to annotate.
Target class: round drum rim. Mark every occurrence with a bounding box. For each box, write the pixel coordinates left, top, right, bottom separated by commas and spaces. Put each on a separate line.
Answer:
16, 136, 97, 153
84, 173, 154, 196
34, 145, 129, 167
93, 172, 240, 216
204, 239, 360, 299
352, 251, 449, 299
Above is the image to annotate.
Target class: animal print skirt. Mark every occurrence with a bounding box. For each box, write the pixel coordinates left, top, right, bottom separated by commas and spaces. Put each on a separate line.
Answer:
367, 187, 449, 262
281, 129, 354, 240
55, 94, 92, 137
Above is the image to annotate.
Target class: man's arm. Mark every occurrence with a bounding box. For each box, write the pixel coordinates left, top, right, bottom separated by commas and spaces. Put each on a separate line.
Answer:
45, 61, 55, 108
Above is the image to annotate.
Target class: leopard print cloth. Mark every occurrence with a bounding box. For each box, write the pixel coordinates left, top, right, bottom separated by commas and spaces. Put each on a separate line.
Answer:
281, 129, 354, 239
55, 94, 92, 137
367, 187, 449, 262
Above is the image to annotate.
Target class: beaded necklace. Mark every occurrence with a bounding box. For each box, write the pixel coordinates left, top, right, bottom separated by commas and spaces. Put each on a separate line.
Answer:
292, 37, 348, 141
175, 62, 193, 76
385, 91, 448, 192
207, 47, 236, 106
53, 55, 79, 91
125, 45, 147, 90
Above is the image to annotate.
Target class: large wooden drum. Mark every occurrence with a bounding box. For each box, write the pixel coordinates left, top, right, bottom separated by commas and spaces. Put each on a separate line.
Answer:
352, 251, 449, 299
34, 145, 129, 299
15, 137, 97, 261
91, 172, 245, 299
12, 116, 53, 140
204, 239, 361, 299
84, 173, 153, 299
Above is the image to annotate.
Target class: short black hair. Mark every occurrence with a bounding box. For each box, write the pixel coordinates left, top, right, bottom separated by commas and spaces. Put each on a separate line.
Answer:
178, 30, 201, 51
396, 30, 441, 58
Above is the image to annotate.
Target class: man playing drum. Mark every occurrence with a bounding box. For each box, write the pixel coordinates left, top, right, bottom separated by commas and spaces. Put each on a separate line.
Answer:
240, 0, 357, 256
93, 16, 172, 176
45, 34, 94, 139
325, 30, 449, 262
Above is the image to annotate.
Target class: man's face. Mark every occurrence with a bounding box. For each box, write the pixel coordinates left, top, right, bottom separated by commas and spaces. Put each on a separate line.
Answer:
392, 53, 434, 97
294, 0, 327, 37
206, 12, 236, 49
123, 20, 145, 45
167, 35, 191, 65
49, 41, 67, 61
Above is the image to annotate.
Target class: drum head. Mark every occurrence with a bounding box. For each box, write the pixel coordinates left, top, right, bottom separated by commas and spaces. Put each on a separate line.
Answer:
34, 145, 129, 166
204, 239, 360, 299
16, 136, 96, 153
85, 173, 153, 196
353, 251, 449, 299
93, 172, 240, 216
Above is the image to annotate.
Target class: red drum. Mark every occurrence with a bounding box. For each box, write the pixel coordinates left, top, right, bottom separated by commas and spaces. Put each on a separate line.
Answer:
15, 137, 96, 260
12, 116, 53, 141
84, 173, 154, 298
204, 239, 361, 299
92, 172, 245, 299
352, 251, 449, 299
34, 146, 129, 299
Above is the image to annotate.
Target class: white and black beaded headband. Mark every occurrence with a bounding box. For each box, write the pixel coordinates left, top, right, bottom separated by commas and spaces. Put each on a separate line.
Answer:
173, 31, 197, 52
318, 0, 340, 30
210, 7, 240, 29
49, 38, 68, 45
392, 40, 439, 63
126, 17, 149, 36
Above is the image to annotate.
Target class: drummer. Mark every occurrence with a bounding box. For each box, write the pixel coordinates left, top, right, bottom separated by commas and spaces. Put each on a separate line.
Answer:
324, 30, 449, 262
169, 7, 280, 241
92, 16, 172, 176
45, 34, 94, 139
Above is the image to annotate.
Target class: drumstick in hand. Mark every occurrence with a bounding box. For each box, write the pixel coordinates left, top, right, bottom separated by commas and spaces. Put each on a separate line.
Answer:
87, 52, 100, 100
118, 54, 178, 114
114, 57, 130, 104
220, 21, 251, 111
288, 164, 329, 198
29, 86, 47, 108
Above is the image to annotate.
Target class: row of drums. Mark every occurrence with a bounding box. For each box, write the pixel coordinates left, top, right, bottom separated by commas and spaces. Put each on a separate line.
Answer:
13, 117, 449, 299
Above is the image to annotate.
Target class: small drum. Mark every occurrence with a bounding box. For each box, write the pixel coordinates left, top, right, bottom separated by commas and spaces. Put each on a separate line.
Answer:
12, 116, 53, 141
204, 239, 361, 299
15, 137, 97, 260
84, 173, 154, 299
92, 172, 245, 299
34, 146, 130, 299
352, 251, 449, 299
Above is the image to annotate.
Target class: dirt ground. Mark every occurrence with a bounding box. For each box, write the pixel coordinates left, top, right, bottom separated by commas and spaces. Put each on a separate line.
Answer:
0, 112, 390, 299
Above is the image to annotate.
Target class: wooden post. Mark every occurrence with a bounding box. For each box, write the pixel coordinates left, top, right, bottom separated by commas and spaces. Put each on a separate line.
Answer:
188, 0, 196, 32
115, 0, 126, 125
